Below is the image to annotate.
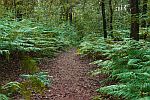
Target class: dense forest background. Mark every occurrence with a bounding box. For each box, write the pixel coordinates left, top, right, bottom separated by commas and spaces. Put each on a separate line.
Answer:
0, 0, 149, 39
0, 0, 150, 100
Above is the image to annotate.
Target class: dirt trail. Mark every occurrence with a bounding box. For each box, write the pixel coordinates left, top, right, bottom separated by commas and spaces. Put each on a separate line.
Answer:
39, 48, 100, 100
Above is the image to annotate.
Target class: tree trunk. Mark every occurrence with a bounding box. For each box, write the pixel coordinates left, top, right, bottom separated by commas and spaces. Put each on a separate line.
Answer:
130, 0, 139, 41
3, 0, 8, 10
13, 0, 16, 19
69, 7, 73, 24
66, 8, 69, 21
101, 0, 107, 38
141, 0, 148, 39
109, 0, 113, 38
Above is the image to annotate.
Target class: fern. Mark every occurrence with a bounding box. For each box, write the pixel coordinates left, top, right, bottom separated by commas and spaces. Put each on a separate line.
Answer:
0, 94, 8, 100
1, 82, 21, 96
20, 56, 39, 73
0, 19, 69, 60
79, 35, 150, 99
0, 71, 51, 99
19, 72, 51, 99
137, 96, 150, 100
20, 72, 51, 87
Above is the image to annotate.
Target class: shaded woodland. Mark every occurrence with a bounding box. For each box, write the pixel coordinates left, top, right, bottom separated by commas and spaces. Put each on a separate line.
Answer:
0, 0, 150, 100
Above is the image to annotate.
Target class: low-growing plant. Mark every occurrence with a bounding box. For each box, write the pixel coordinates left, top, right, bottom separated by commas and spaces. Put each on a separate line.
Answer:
0, 71, 51, 100
0, 19, 69, 61
1, 82, 21, 96
20, 56, 39, 73
78, 36, 150, 99
19, 72, 51, 100
0, 93, 8, 100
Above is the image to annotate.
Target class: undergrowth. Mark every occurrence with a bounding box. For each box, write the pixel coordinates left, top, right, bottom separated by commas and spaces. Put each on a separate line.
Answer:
0, 19, 71, 59
0, 19, 78, 99
78, 34, 150, 100
0, 71, 51, 100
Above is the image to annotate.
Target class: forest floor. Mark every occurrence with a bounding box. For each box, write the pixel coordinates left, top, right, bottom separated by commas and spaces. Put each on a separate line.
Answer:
38, 48, 101, 100
0, 48, 104, 100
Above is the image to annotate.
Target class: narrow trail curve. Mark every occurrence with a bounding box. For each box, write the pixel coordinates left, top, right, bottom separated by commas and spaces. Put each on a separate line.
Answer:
40, 48, 100, 100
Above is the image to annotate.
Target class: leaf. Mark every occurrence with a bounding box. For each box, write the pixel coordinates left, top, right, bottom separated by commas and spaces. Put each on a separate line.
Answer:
137, 96, 150, 100
0, 94, 9, 100
128, 59, 140, 65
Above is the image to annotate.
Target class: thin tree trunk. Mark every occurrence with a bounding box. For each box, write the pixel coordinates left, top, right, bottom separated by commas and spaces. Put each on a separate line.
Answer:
13, 0, 16, 19
130, 0, 139, 41
3, 0, 8, 10
69, 7, 73, 24
141, 0, 148, 39
109, 0, 113, 38
101, 0, 107, 38
65, 0, 69, 22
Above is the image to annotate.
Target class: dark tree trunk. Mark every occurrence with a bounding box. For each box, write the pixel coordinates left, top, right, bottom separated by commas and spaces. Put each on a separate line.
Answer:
3, 0, 9, 10
15, 0, 23, 21
66, 8, 69, 21
101, 0, 107, 38
69, 7, 73, 24
141, 0, 148, 39
130, 0, 139, 41
109, 0, 113, 38
66, 0, 69, 21
141, 0, 147, 27
13, 0, 16, 19
16, 10, 23, 21
60, 7, 64, 20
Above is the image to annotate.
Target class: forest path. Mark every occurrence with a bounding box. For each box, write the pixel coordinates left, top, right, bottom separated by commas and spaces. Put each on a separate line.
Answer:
39, 48, 100, 100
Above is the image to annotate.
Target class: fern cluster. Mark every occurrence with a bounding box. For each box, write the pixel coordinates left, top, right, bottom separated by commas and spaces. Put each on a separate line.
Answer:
0, 19, 76, 99
0, 19, 69, 60
78, 35, 150, 100
0, 72, 51, 100
0, 93, 8, 100
78, 34, 112, 59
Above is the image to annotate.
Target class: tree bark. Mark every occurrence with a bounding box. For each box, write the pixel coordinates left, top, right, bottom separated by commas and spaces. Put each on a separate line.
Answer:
109, 0, 113, 38
69, 7, 73, 24
16, 1, 23, 21
130, 0, 139, 41
101, 0, 107, 38
141, 0, 148, 39
13, 0, 16, 19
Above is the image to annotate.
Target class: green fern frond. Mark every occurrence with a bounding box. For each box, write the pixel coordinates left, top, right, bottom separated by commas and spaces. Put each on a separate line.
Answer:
0, 94, 9, 100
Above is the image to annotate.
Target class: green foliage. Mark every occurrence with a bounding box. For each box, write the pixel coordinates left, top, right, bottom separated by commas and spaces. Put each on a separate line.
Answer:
92, 96, 102, 100
0, 72, 51, 100
54, 23, 80, 45
19, 72, 51, 100
20, 72, 51, 87
20, 56, 39, 73
0, 94, 8, 100
0, 19, 71, 99
78, 34, 112, 59
138, 96, 150, 100
1, 82, 21, 96
0, 85, 8, 100
78, 35, 150, 99
0, 19, 69, 60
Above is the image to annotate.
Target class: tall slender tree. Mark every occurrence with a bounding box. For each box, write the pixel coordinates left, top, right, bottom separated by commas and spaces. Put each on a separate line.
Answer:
69, 7, 73, 24
130, 0, 139, 40
141, 0, 148, 39
109, 0, 113, 38
101, 0, 107, 38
